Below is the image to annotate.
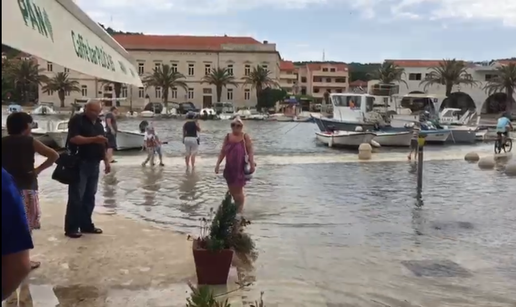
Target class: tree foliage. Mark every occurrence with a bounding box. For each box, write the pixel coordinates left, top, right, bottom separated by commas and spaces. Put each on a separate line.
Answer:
201, 67, 238, 103
142, 64, 188, 110
41, 72, 80, 108
420, 59, 479, 97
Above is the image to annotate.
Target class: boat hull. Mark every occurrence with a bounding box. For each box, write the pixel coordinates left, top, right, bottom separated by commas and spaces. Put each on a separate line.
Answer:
116, 131, 144, 150
447, 128, 477, 144
311, 116, 377, 132
47, 131, 68, 149
422, 130, 451, 143
315, 132, 376, 148
373, 131, 412, 147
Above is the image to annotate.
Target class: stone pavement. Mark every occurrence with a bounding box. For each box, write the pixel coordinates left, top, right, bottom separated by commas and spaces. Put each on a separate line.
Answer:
3, 202, 244, 307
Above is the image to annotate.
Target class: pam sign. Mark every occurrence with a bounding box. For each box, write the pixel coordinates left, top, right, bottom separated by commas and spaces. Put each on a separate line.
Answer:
18, 0, 54, 42
2, 0, 142, 86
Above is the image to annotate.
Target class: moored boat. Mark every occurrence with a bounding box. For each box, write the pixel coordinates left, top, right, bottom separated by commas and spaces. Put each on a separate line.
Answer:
373, 131, 412, 147
315, 130, 376, 148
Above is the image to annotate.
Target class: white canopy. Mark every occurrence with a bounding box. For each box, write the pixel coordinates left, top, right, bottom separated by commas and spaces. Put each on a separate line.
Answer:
2, 0, 143, 87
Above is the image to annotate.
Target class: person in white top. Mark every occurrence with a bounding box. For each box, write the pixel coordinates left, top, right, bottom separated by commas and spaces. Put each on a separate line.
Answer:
142, 126, 164, 167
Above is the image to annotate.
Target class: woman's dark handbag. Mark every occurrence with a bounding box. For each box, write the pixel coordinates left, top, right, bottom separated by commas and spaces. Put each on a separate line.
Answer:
52, 137, 80, 185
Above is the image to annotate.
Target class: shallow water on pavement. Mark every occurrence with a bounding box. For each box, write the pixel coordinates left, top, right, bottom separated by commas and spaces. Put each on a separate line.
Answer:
4, 116, 516, 306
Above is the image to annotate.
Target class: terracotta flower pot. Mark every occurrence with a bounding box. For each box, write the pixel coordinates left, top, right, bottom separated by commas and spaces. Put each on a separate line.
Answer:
192, 240, 234, 285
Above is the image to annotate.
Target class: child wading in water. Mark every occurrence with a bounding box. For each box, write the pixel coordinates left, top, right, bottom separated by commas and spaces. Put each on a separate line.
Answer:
142, 126, 164, 166
407, 122, 421, 161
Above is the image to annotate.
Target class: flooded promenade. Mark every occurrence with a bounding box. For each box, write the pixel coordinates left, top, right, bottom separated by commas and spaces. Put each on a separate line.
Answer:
3, 117, 516, 306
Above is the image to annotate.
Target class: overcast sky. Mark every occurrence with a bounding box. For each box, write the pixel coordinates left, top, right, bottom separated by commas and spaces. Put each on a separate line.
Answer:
77, 0, 516, 63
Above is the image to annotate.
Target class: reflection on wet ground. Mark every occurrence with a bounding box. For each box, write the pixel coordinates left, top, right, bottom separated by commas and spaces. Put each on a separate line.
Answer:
30, 156, 516, 306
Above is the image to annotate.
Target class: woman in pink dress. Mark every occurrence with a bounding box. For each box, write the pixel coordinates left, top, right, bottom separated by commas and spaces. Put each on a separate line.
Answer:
215, 117, 255, 213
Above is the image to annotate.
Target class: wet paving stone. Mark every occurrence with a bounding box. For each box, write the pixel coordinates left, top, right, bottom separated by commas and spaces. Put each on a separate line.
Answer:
402, 260, 473, 278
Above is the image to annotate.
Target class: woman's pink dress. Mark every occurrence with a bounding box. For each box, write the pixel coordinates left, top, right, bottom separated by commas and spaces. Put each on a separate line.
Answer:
223, 137, 246, 188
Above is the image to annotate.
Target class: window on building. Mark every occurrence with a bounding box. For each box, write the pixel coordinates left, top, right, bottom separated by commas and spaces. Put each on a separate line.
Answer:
244, 65, 251, 76
188, 64, 195, 76
463, 73, 472, 80
485, 74, 498, 81
104, 85, 112, 92
154, 63, 161, 71
227, 89, 233, 100
408, 73, 422, 81
171, 63, 178, 73
335, 77, 347, 83
244, 89, 251, 100
326, 78, 332, 83
313, 77, 322, 82
138, 62, 145, 75
81, 85, 87, 97
336, 89, 343, 93
65, 91, 70, 96
204, 64, 211, 75
188, 88, 194, 99
171, 87, 177, 99
301, 87, 307, 95
155, 87, 162, 98
322, 68, 328, 72
121, 86, 128, 98
424, 73, 432, 80
313, 88, 320, 93
138, 87, 145, 98
330, 68, 336, 72
301, 77, 307, 83
47, 90, 54, 96
64, 67, 70, 73
262, 65, 268, 71
227, 64, 234, 76
203, 88, 212, 94
47, 61, 53, 71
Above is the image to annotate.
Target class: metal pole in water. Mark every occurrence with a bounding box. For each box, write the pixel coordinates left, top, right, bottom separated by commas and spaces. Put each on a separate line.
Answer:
416, 134, 426, 207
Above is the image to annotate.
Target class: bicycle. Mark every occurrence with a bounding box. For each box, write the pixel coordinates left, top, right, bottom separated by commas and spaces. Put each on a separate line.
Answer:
494, 133, 513, 154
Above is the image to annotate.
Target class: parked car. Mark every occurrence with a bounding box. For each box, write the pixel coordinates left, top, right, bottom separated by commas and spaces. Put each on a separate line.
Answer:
178, 102, 199, 114
144, 102, 164, 114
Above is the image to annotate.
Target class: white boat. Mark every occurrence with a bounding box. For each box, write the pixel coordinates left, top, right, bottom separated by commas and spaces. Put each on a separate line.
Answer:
47, 120, 144, 150
214, 102, 236, 120
115, 130, 145, 150
140, 110, 155, 118
126, 111, 139, 117
373, 131, 412, 147
422, 129, 452, 143
315, 131, 376, 148
46, 121, 69, 148
31, 104, 57, 115
199, 108, 218, 119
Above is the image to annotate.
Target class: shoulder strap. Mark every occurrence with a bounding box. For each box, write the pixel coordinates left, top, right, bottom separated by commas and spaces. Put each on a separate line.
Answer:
242, 133, 248, 155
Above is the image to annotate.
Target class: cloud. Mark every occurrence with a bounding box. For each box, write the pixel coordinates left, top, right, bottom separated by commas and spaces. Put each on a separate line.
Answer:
77, 0, 516, 27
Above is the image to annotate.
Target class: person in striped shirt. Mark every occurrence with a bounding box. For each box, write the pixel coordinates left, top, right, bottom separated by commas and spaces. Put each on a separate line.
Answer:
407, 122, 421, 161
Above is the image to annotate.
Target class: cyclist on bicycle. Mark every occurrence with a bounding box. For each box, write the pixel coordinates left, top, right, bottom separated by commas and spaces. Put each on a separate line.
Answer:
496, 112, 513, 144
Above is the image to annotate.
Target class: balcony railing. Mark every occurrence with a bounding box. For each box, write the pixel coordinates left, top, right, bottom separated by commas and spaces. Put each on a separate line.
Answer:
312, 82, 348, 87
311, 71, 348, 77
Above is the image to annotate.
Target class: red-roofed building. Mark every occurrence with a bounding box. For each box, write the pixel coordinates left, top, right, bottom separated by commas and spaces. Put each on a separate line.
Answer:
38, 34, 281, 108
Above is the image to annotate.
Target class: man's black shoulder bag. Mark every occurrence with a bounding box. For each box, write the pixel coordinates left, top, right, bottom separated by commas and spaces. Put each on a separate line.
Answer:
52, 116, 81, 184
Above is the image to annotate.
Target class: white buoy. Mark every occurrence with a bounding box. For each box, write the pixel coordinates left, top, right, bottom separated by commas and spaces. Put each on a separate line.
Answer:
370, 140, 381, 148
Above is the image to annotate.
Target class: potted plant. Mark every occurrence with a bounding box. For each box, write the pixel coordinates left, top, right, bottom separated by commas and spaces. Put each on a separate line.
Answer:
189, 192, 255, 285
186, 283, 266, 307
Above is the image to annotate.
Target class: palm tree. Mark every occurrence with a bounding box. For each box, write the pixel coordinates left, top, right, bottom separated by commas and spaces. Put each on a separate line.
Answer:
99, 79, 123, 106
241, 65, 279, 104
420, 59, 479, 97
483, 63, 516, 112
201, 67, 238, 103
41, 72, 80, 108
142, 64, 188, 111
369, 61, 408, 92
7, 59, 46, 104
